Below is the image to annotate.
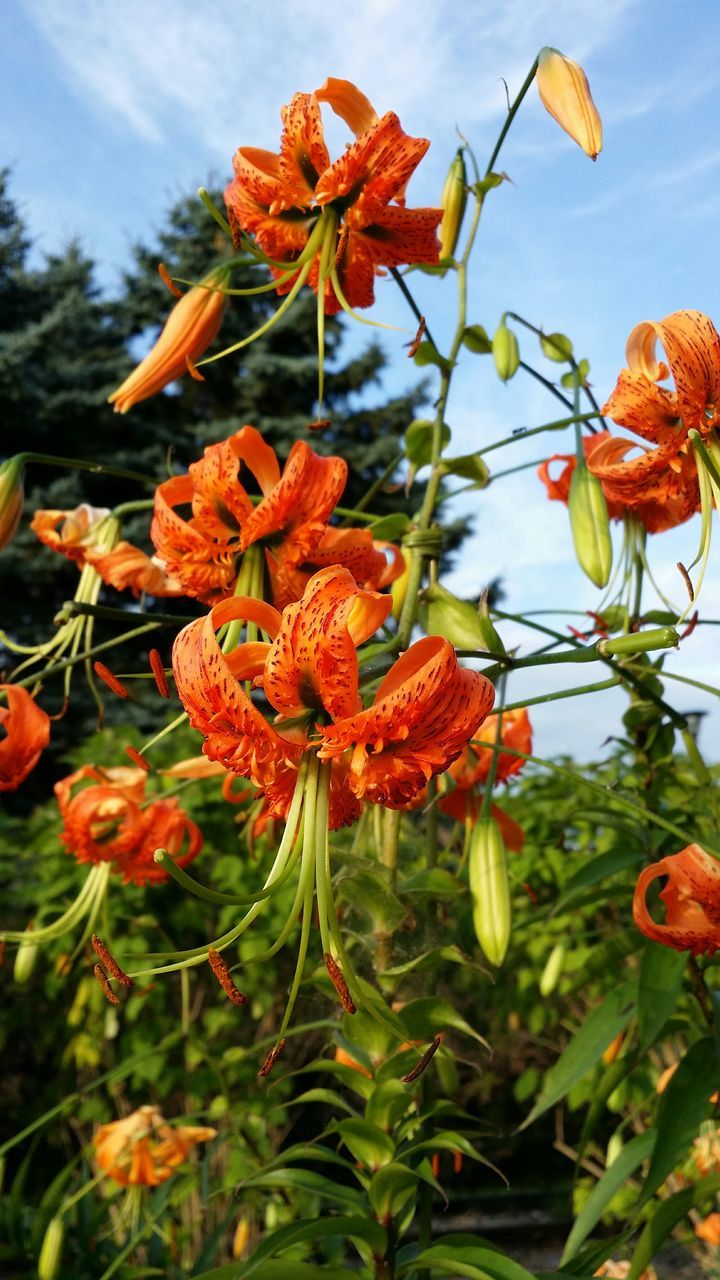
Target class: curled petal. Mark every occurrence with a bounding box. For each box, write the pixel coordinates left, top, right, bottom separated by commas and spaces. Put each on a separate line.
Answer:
316, 77, 378, 137
587, 435, 700, 532
262, 565, 390, 721
152, 474, 237, 604
118, 798, 203, 886
86, 541, 184, 598
315, 112, 429, 210
319, 636, 495, 808
31, 504, 111, 563
240, 440, 347, 555
633, 844, 720, 956
450, 708, 533, 789
278, 92, 331, 206
0, 685, 51, 792
625, 310, 720, 435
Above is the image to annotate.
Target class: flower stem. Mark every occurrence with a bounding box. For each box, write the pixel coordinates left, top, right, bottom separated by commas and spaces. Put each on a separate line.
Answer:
18, 452, 156, 488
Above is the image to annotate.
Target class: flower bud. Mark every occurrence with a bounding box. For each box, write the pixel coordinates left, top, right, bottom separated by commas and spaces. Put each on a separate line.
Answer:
598, 627, 679, 657
539, 942, 565, 997
536, 47, 603, 160
492, 322, 519, 382
233, 1216, 251, 1259
13, 932, 39, 985
0, 456, 24, 551
606, 1133, 624, 1168
439, 149, 467, 261
38, 1215, 65, 1280
422, 583, 490, 651
469, 816, 511, 967
567, 465, 612, 587
390, 547, 412, 620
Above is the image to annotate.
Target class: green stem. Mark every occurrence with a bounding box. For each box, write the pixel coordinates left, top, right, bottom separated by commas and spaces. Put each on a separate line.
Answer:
13, 622, 161, 691
18, 452, 156, 488
477, 412, 600, 458
62, 601, 196, 626
484, 58, 539, 176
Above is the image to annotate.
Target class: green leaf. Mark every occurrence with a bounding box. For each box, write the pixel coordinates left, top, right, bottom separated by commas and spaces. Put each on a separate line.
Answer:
405, 418, 452, 467
398, 869, 462, 897
637, 943, 687, 1053
412, 343, 452, 373
637, 1036, 718, 1206
559, 846, 646, 899
338, 870, 406, 931
381, 944, 486, 979
369, 1161, 421, 1221
241, 1169, 364, 1211
194, 1260, 355, 1280
628, 1172, 720, 1279
462, 325, 492, 354
267, 1087, 358, 1117
540, 331, 574, 362
560, 1131, 655, 1264
365, 1080, 411, 1132
368, 512, 410, 540
401, 1239, 537, 1279
196, 1216, 387, 1279
398, 996, 490, 1048
439, 453, 490, 487
519, 983, 637, 1129
421, 583, 491, 651
335, 1118, 396, 1169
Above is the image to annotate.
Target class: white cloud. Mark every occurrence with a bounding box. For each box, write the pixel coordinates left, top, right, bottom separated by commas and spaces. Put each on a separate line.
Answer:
21, 0, 636, 161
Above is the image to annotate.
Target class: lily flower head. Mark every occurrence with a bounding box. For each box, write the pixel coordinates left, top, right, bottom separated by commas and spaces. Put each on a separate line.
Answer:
224, 77, 442, 316
0, 684, 51, 792
108, 267, 230, 414
151, 425, 396, 608
31, 503, 113, 562
633, 843, 720, 957
93, 1105, 216, 1186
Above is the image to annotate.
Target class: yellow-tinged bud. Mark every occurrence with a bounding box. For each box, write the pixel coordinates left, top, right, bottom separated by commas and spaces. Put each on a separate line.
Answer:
606, 1133, 624, 1168
0, 456, 24, 551
567, 465, 612, 588
492, 322, 519, 382
469, 816, 511, 967
232, 1216, 251, 1259
536, 47, 603, 160
539, 942, 565, 997
390, 547, 412, 620
13, 933, 38, 985
38, 1215, 65, 1280
439, 149, 467, 261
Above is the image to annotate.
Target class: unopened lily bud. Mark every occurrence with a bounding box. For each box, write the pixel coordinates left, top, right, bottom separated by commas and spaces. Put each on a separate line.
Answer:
606, 1133, 624, 1168
13, 932, 39, 985
439, 149, 467, 261
469, 816, 511, 966
0, 456, 24, 550
492, 322, 519, 382
536, 47, 602, 160
598, 627, 679, 657
539, 942, 565, 997
390, 547, 412, 620
568, 465, 612, 587
233, 1216, 251, 1259
38, 1214, 65, 1280
109, 265, 230, 413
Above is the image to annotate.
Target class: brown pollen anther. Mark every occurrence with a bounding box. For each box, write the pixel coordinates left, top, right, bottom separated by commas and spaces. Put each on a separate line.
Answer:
207, 948, 248, 1007
258, 1038, 287, 1078
158, 263, 183, 298
149, 649, 170, 699
92, 935, 134, 987
93, 662, 130, 699
324, 953, 356, 1014
402, 1033, 443, 1083
93, 963, 120, 1006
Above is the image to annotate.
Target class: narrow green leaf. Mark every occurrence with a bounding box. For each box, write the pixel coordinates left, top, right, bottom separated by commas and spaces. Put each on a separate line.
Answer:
637, 943, 687, 1053
398, 996, 490, 1048
519, 984, 636, 1130
560, 1131, 655, 1263
334, 1118, 395, 1169
638, 1036, 718, 1206
241, 1169, 364, 1211
402, 1240, 536, 1279
368, 513, 410, 540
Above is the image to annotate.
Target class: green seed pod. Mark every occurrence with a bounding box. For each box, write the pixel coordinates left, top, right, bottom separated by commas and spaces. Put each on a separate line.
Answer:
13, 934, 39, 985
469, 816, 511, 967
439, 149, 467, 261
567, 465, 612, 587
598, 626, 679, 657
539, 942, 566, 997
38, 1215, 65, 1280
492, 322, 520, 382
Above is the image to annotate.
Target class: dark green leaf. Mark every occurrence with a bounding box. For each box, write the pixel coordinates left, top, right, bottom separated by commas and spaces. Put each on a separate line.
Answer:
637, 943, 687, 1053
560, 1131, 655, 1263
638, 1036, 718, 1206
628, 1172, 720, 1279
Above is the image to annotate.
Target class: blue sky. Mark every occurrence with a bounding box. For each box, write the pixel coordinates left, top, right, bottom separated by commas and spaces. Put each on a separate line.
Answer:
3, 0, 720, 762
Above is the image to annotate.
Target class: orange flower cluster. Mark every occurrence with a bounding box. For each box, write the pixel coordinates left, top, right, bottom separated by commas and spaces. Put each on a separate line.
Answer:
633, 844, 720, 957
0, 684, 50, 792
540, 310, 720, 532
55, 765, 202, 886
225, 77, 442, 314
172, 565, 495, 827
151, 425, 399, 608
32, 501, 181, 599
93, 1105, 216, 1186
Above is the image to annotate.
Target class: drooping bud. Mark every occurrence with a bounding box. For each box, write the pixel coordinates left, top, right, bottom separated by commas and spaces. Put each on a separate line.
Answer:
232, 1217, 251, 1259
536, 47, 603, 160
469, 816, 511, 967
13, 931, 39, 985
567, 465, 612, 587
390, 547, 412, 620
539, 942, 565, 997
38, 1214, 65, 1280
492, 322, 520, 382
439, 149, 467, 262
108, 265, 230, 413
0, 456, 24, 551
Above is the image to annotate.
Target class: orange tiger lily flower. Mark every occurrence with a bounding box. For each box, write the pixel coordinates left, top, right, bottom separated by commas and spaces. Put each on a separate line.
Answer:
437, 788, 525, 852
151, 425, 393, 607
449, 708, 532, 789
695, 1213, 720, 1246
173, 565, 494, 820
538, 432, 700, 533
109, 267, 230, 414
0, 684, 51, 792
225, 77, 441, 315
56, 765, 202, 885
31, 503, 112, 562
93, 1105, 216, 1186
633, 844, 720, 956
